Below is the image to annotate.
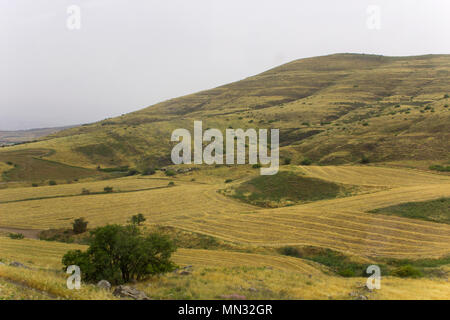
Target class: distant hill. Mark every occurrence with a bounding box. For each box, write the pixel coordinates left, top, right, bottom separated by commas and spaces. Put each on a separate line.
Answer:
2, 53, 449, 175
0, 125, 78, 146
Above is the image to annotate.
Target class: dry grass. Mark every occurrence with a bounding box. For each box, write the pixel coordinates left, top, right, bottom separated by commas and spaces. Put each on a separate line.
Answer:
1, 236, 449, 300
0, 175, 173, 203
1, 166, 449, 259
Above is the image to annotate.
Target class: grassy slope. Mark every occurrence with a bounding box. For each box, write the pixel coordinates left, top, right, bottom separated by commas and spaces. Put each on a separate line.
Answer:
1, 53, 449, 180
370, 198, 450, 224
226, 171, 348, 207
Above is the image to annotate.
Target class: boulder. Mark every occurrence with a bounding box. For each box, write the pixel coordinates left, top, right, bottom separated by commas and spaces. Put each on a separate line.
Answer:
97, 280, 111, 290
113, 285, 150, 300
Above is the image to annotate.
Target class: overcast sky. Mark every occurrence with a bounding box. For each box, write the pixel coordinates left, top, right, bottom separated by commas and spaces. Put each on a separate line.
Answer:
1, 0, 449, 130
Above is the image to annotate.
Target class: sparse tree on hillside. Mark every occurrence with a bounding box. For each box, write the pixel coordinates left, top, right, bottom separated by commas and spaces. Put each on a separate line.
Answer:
62, 224, 176, 284
72, 218, 88, 234
130, 213, 146, 226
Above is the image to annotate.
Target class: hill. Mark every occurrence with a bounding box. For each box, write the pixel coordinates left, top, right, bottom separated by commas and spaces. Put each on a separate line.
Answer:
1, 53, 449, 181
0, 125, 78, 146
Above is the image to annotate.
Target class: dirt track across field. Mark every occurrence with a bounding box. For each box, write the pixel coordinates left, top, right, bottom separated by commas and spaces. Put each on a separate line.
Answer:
0, 227, 41, 239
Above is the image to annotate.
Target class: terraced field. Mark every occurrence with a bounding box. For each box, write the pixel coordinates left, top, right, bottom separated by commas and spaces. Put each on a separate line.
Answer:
1, 166, 449, 259
0, 176, 174, 203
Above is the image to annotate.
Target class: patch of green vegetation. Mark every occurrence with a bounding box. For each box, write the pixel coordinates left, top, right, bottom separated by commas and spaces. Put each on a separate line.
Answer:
300, 158, 312, 165
97, 166, 129, 173
39, 228, 90, 244
383, 255, 450, 270
429, 165, 450, 172
74, 143, 116, 160
278, 246, 377, 277
231, 171, 343, 207
279, 246, 449, 279
0, 149, 101, 182
389, 265, 423, 278
8, 233, 24, 240
165, 169, 176, 176
369, 198, 450, 224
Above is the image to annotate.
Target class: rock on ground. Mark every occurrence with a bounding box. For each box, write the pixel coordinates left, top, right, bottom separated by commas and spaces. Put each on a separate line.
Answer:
97, 280, 111, 290
113, 285, 150, 300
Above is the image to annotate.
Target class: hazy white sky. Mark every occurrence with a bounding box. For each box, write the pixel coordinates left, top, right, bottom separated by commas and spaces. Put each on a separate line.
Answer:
1, 0, 449, 130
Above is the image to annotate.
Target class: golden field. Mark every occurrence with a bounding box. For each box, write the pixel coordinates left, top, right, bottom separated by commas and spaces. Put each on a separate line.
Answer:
1, 236, 449, 300
1, 165, 449, 259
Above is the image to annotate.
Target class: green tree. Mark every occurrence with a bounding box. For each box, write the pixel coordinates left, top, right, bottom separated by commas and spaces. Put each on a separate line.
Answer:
130, 213, 146, 226
62, 224, 176, 284
72, 218, 88, 234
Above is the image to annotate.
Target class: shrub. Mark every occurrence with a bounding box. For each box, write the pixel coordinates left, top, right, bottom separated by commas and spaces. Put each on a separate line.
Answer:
283, 158, 292, 165
252, 163, 262, 169
6, 161, 13, 165
104, 186, 113, 193
225, 179, 233, 183
165, 169, 176, 177
300, 158, 312, 165
72, 218, 88, 234
81, 188, 90, 195
168, 181, 175, 186
338, 269, 356, 277
48, 180, 57, 186
444, 94, 449, 99
142, 168, 156, 176
429, 165, 450, 172
130, 213, 146, 226
279, 246, 301, 258
390, 265, 423, 278
62, 224, 176, 284
31, 183, 38, 187
8, 233, 24, 240
360, 155, 370, 164
126, 169, 140, 176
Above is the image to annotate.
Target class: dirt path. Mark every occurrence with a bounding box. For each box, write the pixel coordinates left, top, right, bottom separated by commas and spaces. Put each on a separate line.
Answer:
0, 227, 41, 239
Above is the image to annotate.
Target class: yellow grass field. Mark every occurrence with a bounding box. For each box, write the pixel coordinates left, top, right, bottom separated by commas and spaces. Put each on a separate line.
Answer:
1, 166, 449, 259
1, 236, 449, 300
0, 175, 174, 203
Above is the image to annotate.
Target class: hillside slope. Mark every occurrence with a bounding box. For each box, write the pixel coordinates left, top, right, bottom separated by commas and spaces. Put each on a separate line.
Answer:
1, 53, 449, 177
